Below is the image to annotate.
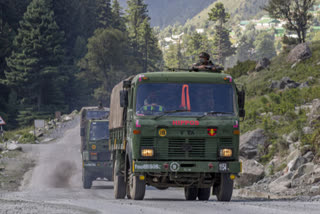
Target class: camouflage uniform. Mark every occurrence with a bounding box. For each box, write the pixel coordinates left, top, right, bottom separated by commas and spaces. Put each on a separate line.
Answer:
192, 52, 216, 71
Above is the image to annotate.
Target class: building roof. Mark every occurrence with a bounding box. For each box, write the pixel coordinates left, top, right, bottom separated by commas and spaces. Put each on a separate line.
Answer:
240, 21, 250, 26
259, 19, 280, 24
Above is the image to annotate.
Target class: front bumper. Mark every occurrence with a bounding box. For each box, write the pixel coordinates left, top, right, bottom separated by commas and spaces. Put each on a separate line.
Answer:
83, 161, 112, 170
133, 160, 241, 174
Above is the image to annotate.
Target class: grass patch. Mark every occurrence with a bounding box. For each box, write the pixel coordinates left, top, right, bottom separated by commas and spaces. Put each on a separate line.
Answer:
1, 126, 36, 144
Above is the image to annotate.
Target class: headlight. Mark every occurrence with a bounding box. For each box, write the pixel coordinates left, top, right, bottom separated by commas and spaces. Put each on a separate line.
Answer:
141, 148, 154, 157
220, 149, 232, 157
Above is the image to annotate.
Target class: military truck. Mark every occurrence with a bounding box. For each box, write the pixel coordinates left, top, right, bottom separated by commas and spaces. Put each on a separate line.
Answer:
109, 71, 245, 201
80, 107, 109, 153
81, 119, 113, 189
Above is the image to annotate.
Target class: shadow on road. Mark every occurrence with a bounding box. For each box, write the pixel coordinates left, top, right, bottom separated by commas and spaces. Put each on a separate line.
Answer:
91, 185, 114, 190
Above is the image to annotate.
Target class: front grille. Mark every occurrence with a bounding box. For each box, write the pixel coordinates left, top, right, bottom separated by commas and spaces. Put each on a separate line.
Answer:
98, 152, 111, 161
220, 138, 233, 144
168, 138, 205, 158
141, 138, 154, 147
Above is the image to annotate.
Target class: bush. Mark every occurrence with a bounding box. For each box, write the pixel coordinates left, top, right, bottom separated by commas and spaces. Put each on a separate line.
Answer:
226, 60, 256, 78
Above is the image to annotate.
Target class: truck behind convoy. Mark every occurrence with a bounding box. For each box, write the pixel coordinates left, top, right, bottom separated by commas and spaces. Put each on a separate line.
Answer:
80, 106, 111, 189
81, 119, 113, 189
109, 71, 245, 201
80, 107, 109, 153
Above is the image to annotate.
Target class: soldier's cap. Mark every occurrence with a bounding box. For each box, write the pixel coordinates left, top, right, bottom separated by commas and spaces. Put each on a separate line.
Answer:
199, 52, 210, 59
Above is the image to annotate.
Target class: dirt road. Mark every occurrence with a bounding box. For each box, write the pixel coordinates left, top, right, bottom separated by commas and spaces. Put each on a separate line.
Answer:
1, 119, 320, 214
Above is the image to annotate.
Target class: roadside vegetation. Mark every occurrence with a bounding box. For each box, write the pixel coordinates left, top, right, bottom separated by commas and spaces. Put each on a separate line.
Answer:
235, 41, 320, 163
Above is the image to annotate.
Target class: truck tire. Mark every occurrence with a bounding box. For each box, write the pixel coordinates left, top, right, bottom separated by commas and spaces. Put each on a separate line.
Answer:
82, 168, 92, 189
184, 187, 198, 200
128, 175, 146, 200
216, 173, 234, 202
197, 188, 211, 201
114, 160, 126, 199
107, 174, 113, 182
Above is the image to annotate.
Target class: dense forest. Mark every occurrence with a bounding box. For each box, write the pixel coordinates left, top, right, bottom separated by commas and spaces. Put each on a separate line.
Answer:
0, 0, 162, 128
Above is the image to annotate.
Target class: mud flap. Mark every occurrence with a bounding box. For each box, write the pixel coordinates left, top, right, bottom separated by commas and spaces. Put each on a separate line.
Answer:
115, 150, 125, 176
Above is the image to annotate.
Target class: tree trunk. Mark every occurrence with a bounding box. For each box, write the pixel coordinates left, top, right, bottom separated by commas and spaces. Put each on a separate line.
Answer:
37, 87, 42, 111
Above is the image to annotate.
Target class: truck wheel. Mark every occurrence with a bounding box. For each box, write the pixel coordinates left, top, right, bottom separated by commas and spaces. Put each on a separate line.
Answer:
82, 168, 92, 189
107, 174, 113, 182
128, 173, 146, 200
198, 188, 211, 201
216, 174, 234, 202
114, 160, 126, 199
184, 187, 198, 200
126, 165, 131, 199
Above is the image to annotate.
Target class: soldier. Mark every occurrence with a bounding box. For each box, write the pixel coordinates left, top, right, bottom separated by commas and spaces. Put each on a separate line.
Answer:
192, 52, 217, 71
142, 94, 165, 113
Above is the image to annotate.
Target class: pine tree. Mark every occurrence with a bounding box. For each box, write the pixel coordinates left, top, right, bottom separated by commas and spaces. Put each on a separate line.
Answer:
79, 28, 128, 104
96, 0, 113, 29
111, 0, 126, 31
126, 0, 161, 73
5, 0, 65, 112
208, 3, 235, 65
254, 31, 276, 60
126, 0, 149, 54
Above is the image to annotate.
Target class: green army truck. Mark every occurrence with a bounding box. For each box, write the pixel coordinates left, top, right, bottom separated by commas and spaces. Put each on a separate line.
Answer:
80, 107, 109, 153
81, 119, 113, 189
109, 71, 245, 201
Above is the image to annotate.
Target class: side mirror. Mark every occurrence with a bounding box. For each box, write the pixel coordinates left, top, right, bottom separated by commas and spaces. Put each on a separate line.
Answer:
123, 80, 131, 89
238, 90, 245, 119
80, 128, 85, 137
238, 90, 245, 110
239, 109, 246, 118
120, 90, 128, 108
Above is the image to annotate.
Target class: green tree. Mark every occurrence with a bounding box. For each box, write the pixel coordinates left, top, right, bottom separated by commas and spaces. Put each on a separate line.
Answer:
254, 31, 276, 60
126, 0, 162, 73
138, 18, 162, 72
164, 43, 184, 68
96, 0, 113, 29
79, 29, 128, 104
126, 0, 149, 54
111, 0, 126, 31
208, 2, 230, 28
236, 23, 257, 62
5, 0, 65, 111
208, 2, 235, 65
264, 0, 315, 43
184, 32, 212, 65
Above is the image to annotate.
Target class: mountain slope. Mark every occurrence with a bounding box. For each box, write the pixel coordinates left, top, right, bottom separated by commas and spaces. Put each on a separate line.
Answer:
118, 0, 216, 27
185, 0, 268, 27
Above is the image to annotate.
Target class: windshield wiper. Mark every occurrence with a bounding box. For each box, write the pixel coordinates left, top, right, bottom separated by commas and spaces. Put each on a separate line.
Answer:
154, 109, 190, 120
198, 111, 233, 120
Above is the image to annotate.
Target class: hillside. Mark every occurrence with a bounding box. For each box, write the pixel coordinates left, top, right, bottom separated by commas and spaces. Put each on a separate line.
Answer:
119, 0, 216, 28
230, 41, 320, 196
185, 0, 268, 27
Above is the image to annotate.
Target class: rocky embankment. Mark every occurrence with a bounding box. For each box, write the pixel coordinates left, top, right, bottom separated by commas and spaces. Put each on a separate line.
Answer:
237, 98, 320, 198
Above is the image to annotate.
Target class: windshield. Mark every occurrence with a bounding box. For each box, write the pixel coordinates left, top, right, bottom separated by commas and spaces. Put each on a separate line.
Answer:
136, 83, 235, 116
89, 121, 109, 141
86, 111, 109, 120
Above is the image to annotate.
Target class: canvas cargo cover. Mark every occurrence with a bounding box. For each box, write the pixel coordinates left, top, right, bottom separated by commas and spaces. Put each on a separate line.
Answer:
109, 76, 134, 129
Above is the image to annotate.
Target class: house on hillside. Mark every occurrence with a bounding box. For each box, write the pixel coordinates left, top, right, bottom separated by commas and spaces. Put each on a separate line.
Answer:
196, 28, 204, 34
256, 18, 281, 30
239, 20, 250, 30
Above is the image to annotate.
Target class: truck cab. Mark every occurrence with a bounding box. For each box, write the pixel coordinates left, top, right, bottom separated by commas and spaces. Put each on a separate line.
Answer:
80, 107, 109, 153
109, 71, 245, 200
